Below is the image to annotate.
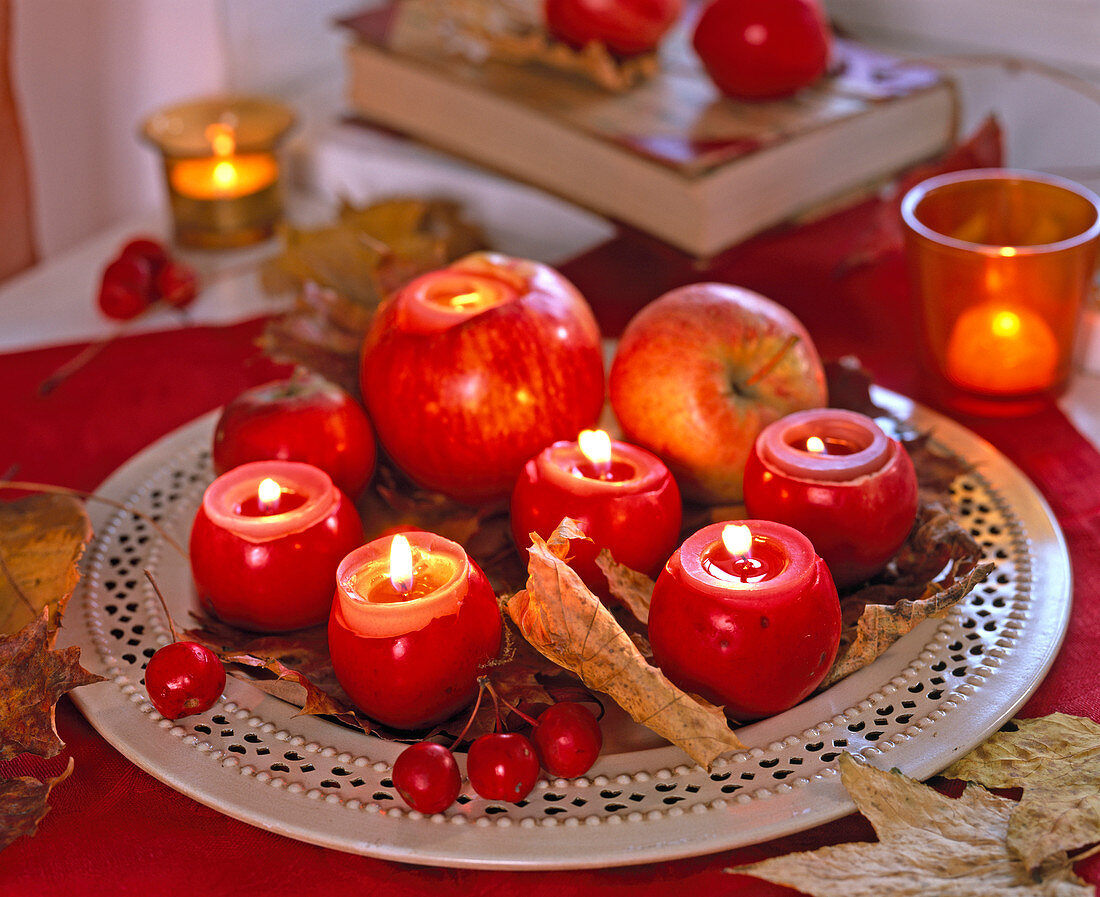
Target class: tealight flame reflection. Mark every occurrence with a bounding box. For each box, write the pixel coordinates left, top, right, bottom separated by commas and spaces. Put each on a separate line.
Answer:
722, 524, 753, 558
991, 310, 1022, 338
389, 534, 414, 594
205, 122, 236, 157
805, 436, 826, 454
256, 477, 282, 514
578, 429, 612, 478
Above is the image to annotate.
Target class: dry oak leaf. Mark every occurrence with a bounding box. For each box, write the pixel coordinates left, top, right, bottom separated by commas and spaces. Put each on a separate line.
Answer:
595, 548, 655, 625
943, 714, 1100, 873
0, 757, 74, 850
731, 752, 1094, 897
0, 492, 92, 634
507, 519, 744, 769
822, 560, 994, 688
0, 609, 106, 760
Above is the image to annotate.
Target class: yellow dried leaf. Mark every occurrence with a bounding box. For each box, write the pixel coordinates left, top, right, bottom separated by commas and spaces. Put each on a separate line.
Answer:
732, 753, 1093, 897
943, 714, 1100, 872
821, 561, 994, 688
507, 519, 744, 769
595, 548, 655, 624
0, 493, 92, 634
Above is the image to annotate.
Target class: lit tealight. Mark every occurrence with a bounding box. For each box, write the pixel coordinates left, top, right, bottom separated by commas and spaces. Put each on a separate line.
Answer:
257, 477, 282, 514
389, 534, 414, 595
722, 523, 753, 558
577, 429, 612, 479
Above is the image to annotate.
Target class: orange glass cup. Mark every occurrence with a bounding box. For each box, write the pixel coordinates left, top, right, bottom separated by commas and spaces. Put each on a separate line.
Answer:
902, 169, 1100, 414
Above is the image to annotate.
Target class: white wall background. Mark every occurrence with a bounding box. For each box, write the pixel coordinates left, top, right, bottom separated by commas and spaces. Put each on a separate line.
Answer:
10, 0, 371, 259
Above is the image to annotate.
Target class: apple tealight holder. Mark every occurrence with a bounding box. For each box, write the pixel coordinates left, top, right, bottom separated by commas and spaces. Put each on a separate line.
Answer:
328, 531, 502, 730
189, 461, 364, 632
743, 408, 919, 589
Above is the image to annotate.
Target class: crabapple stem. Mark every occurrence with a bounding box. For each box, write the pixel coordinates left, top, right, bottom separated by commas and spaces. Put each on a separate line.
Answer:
143, 568, 182, 643
451, 676, 489, 748
484, 679, 540, 729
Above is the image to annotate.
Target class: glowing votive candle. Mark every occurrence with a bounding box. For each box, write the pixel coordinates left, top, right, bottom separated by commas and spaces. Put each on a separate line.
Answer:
328, 531, 502, 730
648, 520, 840, 720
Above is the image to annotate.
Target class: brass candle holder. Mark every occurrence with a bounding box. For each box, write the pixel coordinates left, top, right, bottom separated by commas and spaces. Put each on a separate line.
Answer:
142, 95, 295, 249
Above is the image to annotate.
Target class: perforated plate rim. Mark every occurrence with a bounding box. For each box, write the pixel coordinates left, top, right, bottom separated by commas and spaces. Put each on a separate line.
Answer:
59, 387, 1071, 869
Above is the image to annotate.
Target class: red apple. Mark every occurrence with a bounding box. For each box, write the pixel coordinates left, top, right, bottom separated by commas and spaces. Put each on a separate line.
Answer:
609, 283, 826, 503
213, 371, 377, 497
360, 252, 605, 504
692, 0, 832, 101
545, 0, 684, 56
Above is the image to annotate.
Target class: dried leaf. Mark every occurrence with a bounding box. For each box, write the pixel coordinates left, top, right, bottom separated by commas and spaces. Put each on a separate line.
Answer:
825, 355, 893, 420
943, 714, 1100, 872
0, 493, 92, 634
0, 610, 106, 760
595, 548, 655, 624
0, 757, 74, 850
822, 561, 994, 688
902, 431, 977, 505
184, 617, 369, 730
390, 0, 659, 92
507, 519, 744, 769
732, 753, 1093, 897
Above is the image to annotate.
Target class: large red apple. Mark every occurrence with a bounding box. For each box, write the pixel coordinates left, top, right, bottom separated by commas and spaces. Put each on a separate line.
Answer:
609, 283, 826, 503
360, 252, 605, 504
213, 371, 376, 497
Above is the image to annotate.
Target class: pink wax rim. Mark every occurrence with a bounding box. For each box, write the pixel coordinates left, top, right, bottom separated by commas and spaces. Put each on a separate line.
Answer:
756, 409, 891, 482
397, 258, 522, 333
201, 460, 340, 543
676, 520, 818, 598
334, 532, 470, 639
536, 439, 668, 494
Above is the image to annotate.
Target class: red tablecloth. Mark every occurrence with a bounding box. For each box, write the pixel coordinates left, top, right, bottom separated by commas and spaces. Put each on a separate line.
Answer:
2, 199, 1098, 893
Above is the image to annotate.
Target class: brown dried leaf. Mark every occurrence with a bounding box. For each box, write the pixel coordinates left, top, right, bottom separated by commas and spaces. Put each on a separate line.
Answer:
0, 757, 74, 851
822, 561, 994, 688
943, 714, 1100, 872
507, 519, 744, 769
825, 355, 893, 420
0, 493, 92, 634
732, 752, 1093, 896
0, 610, 106, 760
595, 548, 655, 625
184, 617, 368, 730
902, 431, 977, 505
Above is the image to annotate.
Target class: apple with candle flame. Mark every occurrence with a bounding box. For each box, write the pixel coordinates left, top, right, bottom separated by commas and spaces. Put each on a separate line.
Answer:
360, 252, 605, 504
609, 283, 827, 504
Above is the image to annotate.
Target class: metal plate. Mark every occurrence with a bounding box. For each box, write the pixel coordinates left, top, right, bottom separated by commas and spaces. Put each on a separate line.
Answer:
60, 388, 1071, 869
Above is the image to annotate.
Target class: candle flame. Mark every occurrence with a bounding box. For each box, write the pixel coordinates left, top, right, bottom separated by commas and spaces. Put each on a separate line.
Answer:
205, 122, 236, 157
991, 310, 1022, 338
211, 159, 239, 191
998, 246, 1018, 258
389, 534, 414, 594
578, 429, 612, 467
257, 477, 281, 513
722, 524, 752, 558
805, 435, 826, 454
448, 291, 483, 309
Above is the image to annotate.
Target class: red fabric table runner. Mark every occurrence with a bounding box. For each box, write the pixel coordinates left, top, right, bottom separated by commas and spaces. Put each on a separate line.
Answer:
1, 199, 1098, 893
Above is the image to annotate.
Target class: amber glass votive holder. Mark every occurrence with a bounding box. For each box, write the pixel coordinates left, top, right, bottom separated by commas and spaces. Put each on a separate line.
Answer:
141, 96, 295, 249
901, 168, 1100, 415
